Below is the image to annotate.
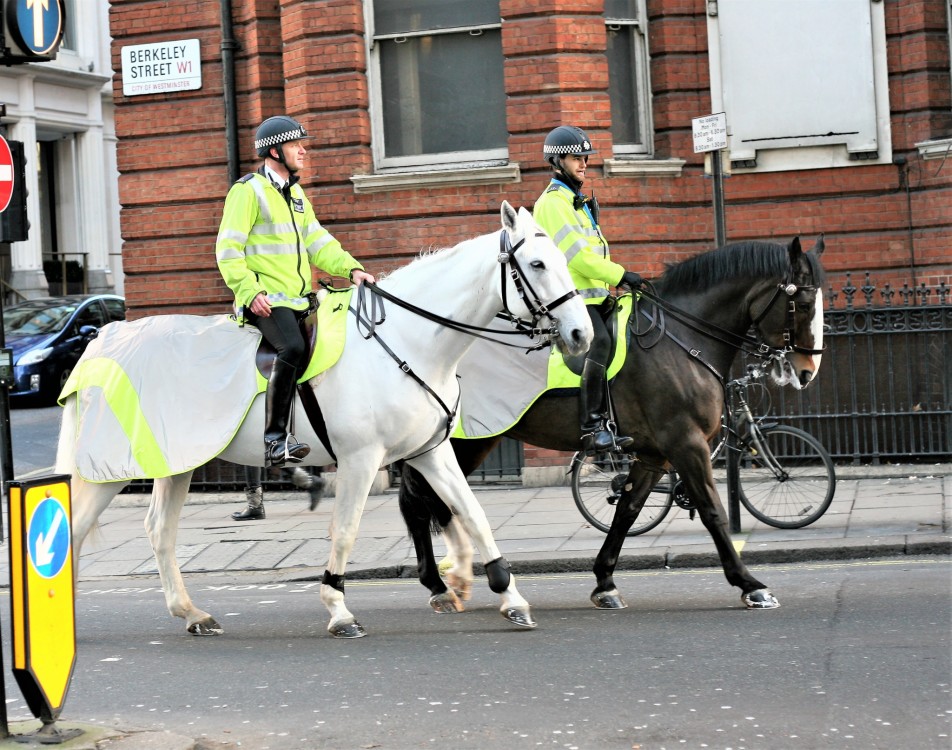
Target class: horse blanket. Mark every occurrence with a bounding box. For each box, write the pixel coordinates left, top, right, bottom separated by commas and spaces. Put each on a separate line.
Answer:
453, 293, 634, 439
58, 289, 352, 482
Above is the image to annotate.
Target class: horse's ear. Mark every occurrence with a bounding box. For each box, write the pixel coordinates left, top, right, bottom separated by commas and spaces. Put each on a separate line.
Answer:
500, 200, 517, 232
812, 234, 825, 257
787, 236, 803, 263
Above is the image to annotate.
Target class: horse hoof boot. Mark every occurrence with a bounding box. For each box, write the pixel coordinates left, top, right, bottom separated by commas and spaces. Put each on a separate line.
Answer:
591, 589, 628, 609
502, 607, 537, 629
429, 591, 464, 614
743, 589, 780, 609
329, 620, 367, 639
187, 618, 224, 636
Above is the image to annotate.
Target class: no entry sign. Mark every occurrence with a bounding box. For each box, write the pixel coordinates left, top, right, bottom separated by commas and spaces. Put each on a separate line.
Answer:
0, 135, 14, 213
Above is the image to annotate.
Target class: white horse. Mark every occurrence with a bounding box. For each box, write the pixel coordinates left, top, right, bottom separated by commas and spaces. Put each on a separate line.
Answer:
57, 201, 593, 638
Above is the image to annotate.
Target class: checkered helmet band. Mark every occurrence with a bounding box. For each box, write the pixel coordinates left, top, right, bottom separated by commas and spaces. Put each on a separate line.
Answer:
254, 127, 307, 151
543, 141, 593, 155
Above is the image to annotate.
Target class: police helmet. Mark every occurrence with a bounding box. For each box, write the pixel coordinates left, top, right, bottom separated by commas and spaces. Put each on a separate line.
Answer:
543, 126, 596, 168
254, 116, 309, 158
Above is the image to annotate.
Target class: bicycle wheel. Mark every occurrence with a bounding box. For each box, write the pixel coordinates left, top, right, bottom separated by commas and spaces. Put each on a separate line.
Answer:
570, 451, 673, 535
736, 425, 836, 528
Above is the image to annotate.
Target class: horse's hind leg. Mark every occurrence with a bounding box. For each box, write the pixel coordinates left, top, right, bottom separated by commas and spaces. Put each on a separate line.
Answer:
408, 445, 535, 629
590, 464, 664, 610
71, 476, 129, 581
145, 472, 223, 635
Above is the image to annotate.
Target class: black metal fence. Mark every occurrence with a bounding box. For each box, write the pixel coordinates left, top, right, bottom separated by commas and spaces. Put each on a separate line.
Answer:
750, 274, 950, 464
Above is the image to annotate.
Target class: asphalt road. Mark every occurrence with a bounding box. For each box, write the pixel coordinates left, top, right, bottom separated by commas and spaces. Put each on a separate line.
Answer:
2, 558, 948, 749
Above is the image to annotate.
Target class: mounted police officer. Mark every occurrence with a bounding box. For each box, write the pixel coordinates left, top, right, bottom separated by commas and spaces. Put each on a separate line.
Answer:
216, 115, 375, 467
534, 125, 641, 453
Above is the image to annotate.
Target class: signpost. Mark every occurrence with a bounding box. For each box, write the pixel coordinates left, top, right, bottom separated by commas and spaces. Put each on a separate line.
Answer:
692, 112, 729, 248
7, 475, 81, 742
120, 39, 202, 97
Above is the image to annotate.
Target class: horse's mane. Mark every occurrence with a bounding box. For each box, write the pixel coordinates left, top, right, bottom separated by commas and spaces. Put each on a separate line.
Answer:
656, 240, 825, 292
377, 240, 473, 283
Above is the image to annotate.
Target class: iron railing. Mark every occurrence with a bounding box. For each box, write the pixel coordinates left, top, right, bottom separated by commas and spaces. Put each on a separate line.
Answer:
747, 274, 950, 464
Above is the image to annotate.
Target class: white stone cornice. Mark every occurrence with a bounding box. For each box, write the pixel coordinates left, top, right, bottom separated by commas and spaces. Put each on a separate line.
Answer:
603, 158, 686, 177
351, 164, 521, 194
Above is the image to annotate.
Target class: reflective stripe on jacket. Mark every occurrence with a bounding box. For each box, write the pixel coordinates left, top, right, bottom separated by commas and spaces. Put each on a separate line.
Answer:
216, 171, 363, 311
533, 180, 624, 304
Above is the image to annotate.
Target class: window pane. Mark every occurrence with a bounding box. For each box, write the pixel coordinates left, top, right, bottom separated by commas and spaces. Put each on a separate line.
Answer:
604, 0, 639, 20
606, 26, 642, 145
375, 0, 499, 35
380, 32, 506, 157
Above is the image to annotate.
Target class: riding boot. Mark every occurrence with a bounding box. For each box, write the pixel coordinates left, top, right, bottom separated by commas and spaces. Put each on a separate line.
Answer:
290, 467, 325, 511
580, 357, 634, 452
264, 357, 311, 467
231, 486, 265, 521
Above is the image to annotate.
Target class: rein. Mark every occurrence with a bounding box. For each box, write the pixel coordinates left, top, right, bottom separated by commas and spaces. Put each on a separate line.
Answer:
347, 227, 580, 454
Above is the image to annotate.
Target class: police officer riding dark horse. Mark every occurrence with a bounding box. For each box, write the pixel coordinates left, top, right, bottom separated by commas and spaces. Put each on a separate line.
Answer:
535, 125, 644, 453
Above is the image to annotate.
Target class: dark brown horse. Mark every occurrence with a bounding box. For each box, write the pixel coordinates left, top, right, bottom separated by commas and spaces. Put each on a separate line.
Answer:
399, 237, 826, 613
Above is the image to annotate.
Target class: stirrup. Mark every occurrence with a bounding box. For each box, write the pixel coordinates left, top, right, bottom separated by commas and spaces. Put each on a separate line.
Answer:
265, 436, 310, 467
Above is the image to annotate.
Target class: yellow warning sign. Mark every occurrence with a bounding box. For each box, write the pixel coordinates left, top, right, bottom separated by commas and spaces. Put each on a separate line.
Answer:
8, 474, 76, 720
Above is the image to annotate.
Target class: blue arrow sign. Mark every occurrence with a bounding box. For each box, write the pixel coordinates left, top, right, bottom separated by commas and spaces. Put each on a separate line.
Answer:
28, 497, 70, 578
13, 0, 64, 56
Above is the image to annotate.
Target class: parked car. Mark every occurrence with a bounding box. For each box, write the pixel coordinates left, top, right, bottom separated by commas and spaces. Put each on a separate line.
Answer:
3, 294, 126, 404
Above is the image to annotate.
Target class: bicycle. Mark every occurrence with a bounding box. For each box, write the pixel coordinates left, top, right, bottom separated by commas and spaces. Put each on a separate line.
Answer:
570, 359, 836, 535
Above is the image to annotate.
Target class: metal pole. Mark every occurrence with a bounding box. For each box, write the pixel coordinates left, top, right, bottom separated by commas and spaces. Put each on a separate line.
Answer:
726, 427, 741, 534
0, 287, 12, 738
711, 149, 727, 247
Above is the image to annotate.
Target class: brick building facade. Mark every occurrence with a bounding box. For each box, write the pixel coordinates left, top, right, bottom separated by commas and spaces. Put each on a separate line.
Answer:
108, 0, 951, 474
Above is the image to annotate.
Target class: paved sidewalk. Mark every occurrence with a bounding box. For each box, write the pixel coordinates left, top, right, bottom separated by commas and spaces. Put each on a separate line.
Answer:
8, 463, 948, 588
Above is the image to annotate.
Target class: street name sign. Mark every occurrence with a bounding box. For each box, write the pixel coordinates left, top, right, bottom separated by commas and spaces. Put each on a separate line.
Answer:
8, 475, 76, 721
121, 38, 202, 97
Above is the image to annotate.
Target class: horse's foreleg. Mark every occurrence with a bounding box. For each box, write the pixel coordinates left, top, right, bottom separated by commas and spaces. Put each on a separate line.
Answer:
590, 465, 663, 610
144, 472, 222, 635
321, 458, 380, 638
408, 447, 535, 629
671, 449, 778, 609
442, 516, 474, 603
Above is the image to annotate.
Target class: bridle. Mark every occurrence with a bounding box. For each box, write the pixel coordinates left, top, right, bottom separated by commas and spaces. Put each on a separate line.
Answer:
345, 225, 580, 456
749, 275, 825, 356
496, 229, 579, 339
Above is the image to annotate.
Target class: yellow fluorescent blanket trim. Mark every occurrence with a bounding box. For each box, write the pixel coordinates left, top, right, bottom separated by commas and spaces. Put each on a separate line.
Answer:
62, 357, 171, 477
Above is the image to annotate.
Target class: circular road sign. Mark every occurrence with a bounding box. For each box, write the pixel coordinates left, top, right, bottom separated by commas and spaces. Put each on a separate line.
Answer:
0, 135, 13, 213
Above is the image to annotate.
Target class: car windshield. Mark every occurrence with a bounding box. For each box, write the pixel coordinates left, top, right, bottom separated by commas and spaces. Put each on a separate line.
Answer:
3, 303, 78, 336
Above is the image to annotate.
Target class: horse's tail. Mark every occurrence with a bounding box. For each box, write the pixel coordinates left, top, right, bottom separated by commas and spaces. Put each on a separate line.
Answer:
397, 460, 454, 536
55, 395, 78, 476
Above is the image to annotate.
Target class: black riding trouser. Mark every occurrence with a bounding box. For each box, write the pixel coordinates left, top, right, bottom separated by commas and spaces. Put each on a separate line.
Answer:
586, 299, 612, 366
245, 306, 308, 371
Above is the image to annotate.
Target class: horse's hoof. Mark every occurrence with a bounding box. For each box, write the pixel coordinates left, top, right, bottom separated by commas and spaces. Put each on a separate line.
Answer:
445, 573, 473, 602
502, 607, 537, 629
329, 620, 367, 638
591, 589, 628, 610
429, 591, 465, 614
743, 589, 780, 609
187, 618, 224, 636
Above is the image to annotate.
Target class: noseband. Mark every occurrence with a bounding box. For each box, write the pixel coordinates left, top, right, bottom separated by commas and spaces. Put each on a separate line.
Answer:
750, 276, 825, 356
497, 229, 579, 338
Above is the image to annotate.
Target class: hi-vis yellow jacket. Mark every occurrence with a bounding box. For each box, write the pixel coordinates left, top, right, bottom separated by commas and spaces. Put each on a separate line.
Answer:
533, 179, 625, 305
216, 169, 363, 312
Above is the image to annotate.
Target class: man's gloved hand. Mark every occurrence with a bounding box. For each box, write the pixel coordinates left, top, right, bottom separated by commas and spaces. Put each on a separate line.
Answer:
620, 270, 643, 289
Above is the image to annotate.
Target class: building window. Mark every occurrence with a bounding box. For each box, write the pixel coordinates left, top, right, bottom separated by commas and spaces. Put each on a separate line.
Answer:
60, 0, 77, 51
368, 0, 507, 170
605, 0, 652, 156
